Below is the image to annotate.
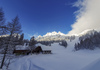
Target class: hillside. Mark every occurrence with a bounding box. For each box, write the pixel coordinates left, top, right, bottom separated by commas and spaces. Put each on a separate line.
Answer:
9, 40, 100, 70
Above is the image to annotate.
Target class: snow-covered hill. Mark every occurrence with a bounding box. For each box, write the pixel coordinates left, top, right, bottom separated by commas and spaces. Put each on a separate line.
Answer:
82, 58, 100, 70
79, 29, 97, 36
79, 29, 99, 41
9, 41, 100, 70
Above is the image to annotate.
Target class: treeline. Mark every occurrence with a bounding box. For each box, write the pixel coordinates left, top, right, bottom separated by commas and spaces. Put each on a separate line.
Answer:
37, 40, 67, 48
75, 31, 100, 51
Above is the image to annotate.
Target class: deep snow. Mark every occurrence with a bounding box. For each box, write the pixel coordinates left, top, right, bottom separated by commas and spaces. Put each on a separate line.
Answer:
9, 39, 100, 70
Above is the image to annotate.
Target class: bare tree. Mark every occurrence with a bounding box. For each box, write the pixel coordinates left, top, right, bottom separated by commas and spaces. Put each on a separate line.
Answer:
0, 16, 22, 69
0, 7, 7, 35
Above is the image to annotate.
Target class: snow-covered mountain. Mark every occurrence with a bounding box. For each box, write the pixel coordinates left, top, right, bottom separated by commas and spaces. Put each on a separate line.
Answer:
9, 42, 100, 70
35, 31, 75, 42
35, 29, 99, 42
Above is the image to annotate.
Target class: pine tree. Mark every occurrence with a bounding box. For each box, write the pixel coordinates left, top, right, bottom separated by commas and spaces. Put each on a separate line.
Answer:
74, 31, 100, 51
29, 36, 37, 54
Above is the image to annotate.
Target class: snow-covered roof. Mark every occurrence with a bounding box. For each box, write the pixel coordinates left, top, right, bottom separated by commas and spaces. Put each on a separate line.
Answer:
15, 43, 29, 50
36, 43, 51, 50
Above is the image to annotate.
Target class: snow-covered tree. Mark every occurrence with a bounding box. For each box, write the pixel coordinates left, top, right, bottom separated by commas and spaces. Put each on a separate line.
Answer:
19, 33, 24, 45
59, 40, 67, 48
75, 31, 100, 51
29, 36, 37, 54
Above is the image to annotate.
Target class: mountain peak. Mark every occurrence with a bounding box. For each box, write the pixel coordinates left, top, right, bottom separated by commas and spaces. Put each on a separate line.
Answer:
35, 31, 76, 41
43, 31, 65, 37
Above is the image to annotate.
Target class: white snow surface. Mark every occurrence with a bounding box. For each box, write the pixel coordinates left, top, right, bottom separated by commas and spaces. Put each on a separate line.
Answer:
9, 38, 100, 70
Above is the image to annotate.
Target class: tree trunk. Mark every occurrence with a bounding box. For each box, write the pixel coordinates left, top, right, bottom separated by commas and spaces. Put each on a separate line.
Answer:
0, 33, 12, 69
0, 46, 8, 69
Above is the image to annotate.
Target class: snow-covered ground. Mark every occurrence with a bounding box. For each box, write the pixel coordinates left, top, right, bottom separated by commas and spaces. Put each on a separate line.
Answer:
9, 39, 100, 70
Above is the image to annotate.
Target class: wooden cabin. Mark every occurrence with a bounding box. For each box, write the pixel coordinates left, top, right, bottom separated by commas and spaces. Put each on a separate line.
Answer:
13, 46, 52, 55
32, 46, 43, 54
13, 50, 30, 55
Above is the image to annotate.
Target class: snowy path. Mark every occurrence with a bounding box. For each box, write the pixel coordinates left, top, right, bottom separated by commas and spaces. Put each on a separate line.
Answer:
20, 59, 44, 70
10, 56, 45, 70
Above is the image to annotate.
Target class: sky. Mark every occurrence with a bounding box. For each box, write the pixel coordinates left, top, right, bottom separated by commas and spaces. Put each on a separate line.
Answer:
0, 0, 77, 39
0, 0, 100, 39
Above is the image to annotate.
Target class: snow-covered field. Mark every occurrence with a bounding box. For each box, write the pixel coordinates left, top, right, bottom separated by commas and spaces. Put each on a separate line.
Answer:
9, 39, 100, 70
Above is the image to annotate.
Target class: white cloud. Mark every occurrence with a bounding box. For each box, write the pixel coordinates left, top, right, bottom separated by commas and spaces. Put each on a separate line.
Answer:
68, 0, 100, 35
25, 32, 39, 38
33, 33, 39, 38
27, 34, 33, 38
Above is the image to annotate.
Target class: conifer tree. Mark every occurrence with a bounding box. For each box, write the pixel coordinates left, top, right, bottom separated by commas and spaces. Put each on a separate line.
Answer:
29, 36, 37, 54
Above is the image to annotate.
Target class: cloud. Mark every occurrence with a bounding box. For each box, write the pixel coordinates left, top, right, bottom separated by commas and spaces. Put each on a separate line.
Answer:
25, 32, 39, 39
68, 0, 100, 35
27, 34, 33, 38
33, 33, 39, 38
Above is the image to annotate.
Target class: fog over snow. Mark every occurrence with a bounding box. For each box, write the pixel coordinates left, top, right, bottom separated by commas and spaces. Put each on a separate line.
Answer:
68, 0, 100, 35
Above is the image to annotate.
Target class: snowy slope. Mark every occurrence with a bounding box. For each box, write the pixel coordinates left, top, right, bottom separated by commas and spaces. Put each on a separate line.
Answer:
79, 29, 99, 41
9, 38, 100, 70
79, 29, 97, 36
82, 58, 100, 70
